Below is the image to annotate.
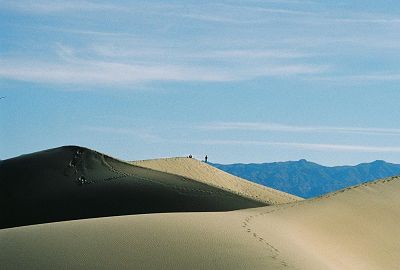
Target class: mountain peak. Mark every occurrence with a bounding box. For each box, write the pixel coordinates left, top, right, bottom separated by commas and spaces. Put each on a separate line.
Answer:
372, 160, 386, 164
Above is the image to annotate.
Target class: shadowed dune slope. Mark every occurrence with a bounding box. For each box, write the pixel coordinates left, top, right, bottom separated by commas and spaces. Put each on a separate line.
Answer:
0, 146, 268, 229
132, 157, 301, 204
0, 176, 399, 269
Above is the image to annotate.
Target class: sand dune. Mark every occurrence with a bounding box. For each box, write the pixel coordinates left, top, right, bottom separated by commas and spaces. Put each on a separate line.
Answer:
1, 146, 399, 269
132, 157, 301, 204
0, 146, 293, 229
1, 175, 399, 269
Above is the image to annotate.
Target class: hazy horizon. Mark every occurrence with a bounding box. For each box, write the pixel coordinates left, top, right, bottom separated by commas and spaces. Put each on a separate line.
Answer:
2, 144, 399, 168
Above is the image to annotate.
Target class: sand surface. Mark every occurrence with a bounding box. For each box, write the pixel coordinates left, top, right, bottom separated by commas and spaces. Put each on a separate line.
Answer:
1, 146, 399, 269
1, 175, 399, 269
132, 157, 301, 204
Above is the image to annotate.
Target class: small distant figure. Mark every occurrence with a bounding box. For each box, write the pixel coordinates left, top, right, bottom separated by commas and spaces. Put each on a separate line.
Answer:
205, 155, 208, 163
189, 154, 192, 158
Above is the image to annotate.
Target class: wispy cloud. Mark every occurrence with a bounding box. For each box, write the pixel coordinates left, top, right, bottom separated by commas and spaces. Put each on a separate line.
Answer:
182, 3, 400, 27
195, 140, 400, 153
334, 18, 400, 24
309, 73, 400, 83
206, 49, 309, 59
168, 3, 316, 25
177, 6, 311, 24
5, 0, 400, 28
91, 44, 309, 60
0, 41, 326, 85
201, 122, 400, 136
221, 4, 314, 17
179, 13, 246, 24
0, 60, 326, 84
43, 26, 139, 38
0, 57, 236, 84
2, 0, 399, 88
330, 10, 400, 25
1, 0, 122, 13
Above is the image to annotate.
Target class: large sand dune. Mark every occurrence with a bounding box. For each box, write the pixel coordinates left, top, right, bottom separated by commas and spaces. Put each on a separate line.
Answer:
1, 176, 399, 269
132, 157, 301, 204
1, 146, 399, 269
0, 146, 295, 229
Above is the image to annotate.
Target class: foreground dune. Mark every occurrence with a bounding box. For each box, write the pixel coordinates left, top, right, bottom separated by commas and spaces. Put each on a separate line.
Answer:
0, 146, 297, 229
1, 175, 399, 269
132, 157, 301, 204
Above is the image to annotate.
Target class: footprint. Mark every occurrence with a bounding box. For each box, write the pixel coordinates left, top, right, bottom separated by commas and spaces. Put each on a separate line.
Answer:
76, 176, 89, 186
69, 159, 77, 167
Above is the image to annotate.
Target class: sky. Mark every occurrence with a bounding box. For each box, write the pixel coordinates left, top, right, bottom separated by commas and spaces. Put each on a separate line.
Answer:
1, 0, 400, 165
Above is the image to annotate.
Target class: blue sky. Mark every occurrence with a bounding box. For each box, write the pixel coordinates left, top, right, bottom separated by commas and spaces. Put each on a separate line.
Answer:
1, 0, 400, 165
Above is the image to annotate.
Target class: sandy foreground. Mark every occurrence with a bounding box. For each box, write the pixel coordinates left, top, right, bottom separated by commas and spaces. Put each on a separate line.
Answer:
1, 177, 399, 269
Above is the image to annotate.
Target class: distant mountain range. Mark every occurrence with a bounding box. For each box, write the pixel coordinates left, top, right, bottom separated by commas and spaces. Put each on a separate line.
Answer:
211, 160, 400, 198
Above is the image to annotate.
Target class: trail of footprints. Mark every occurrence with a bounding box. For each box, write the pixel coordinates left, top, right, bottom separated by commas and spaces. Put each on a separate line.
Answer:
65, 149, 126, 186
240, 176, 400, 269
241, 203, 302, 269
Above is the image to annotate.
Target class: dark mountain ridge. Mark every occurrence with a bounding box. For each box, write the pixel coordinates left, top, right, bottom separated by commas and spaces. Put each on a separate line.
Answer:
211, 159, 400, 198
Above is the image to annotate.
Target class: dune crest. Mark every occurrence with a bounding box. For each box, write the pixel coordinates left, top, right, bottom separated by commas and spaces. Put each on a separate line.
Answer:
132, 157, 301, 204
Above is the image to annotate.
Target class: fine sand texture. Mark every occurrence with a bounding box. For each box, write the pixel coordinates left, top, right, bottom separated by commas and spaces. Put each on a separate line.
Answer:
0, 146, 283, 229
1, 176, 399, 269
132, 157, 301, 204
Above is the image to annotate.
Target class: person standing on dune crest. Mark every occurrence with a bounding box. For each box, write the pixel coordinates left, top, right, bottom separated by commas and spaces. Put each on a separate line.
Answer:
205, 155, 208, 163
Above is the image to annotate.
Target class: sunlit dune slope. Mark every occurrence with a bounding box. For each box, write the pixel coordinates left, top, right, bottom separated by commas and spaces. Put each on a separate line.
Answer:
1, 176, 399, 269
0, 146, 268, 229
132, 157, 301, 204
232, 175, 400, 270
